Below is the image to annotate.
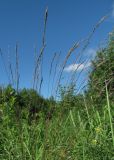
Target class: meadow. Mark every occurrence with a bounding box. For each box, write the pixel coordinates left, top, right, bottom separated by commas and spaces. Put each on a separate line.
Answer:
0, 9, 114, 160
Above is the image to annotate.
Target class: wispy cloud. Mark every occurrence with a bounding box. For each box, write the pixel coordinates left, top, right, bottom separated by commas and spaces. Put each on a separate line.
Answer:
64, 62, 91, 72
64, 47, 96, 73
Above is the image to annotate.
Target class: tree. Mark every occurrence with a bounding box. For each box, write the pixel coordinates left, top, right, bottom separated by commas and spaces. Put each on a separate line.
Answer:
87, 32, 114, 107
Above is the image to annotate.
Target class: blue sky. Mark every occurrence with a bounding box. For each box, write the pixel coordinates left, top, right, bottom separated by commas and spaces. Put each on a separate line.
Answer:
0, 0, 114, 97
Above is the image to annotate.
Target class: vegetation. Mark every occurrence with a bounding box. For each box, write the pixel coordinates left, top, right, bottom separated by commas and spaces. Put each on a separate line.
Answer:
87, 33, 114, 108
0, 11, 114, 160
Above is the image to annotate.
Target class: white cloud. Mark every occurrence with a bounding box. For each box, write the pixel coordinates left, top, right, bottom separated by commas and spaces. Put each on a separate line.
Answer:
64, 62, 91, 73
64, 48, 96, 73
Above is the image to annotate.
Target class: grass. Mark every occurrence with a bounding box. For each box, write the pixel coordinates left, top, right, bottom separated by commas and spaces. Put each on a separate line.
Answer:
0, 87, 114, 159
0, 9, 114, 160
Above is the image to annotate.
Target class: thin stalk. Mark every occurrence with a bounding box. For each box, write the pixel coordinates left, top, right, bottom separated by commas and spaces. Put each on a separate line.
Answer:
106, 82, 114, 146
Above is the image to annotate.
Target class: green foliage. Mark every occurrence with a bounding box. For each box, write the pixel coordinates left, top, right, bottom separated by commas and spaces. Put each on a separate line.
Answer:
87, 32, 114, 108
0, 32, 114, 159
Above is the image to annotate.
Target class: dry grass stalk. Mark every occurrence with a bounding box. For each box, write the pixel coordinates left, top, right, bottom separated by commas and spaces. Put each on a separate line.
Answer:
8, 46, 14, 86
55, 41, 81, 95
39, 77, 43, 94
59, 15, 108, 95
48, 52, 57, 95
70, 15, 108, 85
51, 52, 61, 95
33, 8, 48, 90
